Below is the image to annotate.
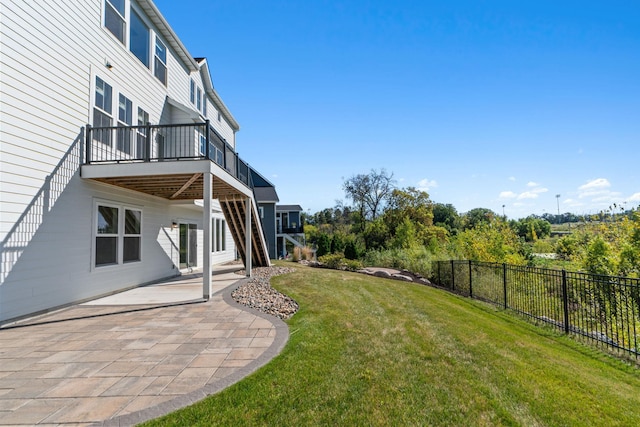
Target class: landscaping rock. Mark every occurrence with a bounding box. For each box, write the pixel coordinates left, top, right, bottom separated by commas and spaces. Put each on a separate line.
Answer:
232, 266, 299, 319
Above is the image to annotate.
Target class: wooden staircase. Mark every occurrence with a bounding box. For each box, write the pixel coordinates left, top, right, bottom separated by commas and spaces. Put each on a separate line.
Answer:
219, 196, 270, 268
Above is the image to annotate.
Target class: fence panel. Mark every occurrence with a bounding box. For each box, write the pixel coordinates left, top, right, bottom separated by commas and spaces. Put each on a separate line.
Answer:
431, 260, 640, 359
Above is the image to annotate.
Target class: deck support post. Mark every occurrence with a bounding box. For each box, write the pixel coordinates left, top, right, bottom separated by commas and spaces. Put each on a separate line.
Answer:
245, 197, 252, 277
203, 172, 212, 299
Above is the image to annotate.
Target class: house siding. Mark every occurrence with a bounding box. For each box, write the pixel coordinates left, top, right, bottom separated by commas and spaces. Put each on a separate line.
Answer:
0, 0, 240, 324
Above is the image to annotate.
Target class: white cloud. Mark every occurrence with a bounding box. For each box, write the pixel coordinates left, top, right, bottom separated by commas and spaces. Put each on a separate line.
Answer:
508, 176, 516, 182
627, 192, 640, 202
532, 186, 548, 194
517, 191, 539, 200
499, 191, 517, 199
578, 178, 615, 199
417, 178, 438, 192
526, 181, 539, 187
579, 178, 610, 191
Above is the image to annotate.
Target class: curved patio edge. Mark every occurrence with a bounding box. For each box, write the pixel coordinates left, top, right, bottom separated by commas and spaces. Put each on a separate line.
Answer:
95, 277, 290, 427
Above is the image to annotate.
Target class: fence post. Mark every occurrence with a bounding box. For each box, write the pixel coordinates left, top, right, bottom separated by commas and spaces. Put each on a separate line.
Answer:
562, 270, 569, 334
85, 124, 92, 163
503, 263, 508, 309
468, 260, 473, 298
451, 260, 455, 291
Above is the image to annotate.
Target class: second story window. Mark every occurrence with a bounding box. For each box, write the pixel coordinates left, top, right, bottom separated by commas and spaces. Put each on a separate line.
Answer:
93, 77, 113, 145
117, 94, 133, 154
154, 37, 167, 85
130, 9, 150, 67
190, 79, 195, 104
197, 87, 202, 111
136, 108, 149, 159
105, 0, 125, 44
203, 97, 207, 117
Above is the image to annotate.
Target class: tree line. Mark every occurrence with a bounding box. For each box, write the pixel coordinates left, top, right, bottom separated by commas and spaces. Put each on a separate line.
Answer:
301, 169, 640, 278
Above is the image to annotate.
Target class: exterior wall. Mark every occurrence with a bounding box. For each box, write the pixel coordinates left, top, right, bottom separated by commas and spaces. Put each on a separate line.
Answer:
259, 202, 277, 259
0, 0, 239, 324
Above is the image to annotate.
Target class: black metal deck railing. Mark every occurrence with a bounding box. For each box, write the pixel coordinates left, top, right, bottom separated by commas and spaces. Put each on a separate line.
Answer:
85, 121, 251, 187
432, 260, 640, 359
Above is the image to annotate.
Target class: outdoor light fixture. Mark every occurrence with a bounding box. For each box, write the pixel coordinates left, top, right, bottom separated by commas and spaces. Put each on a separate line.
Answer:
171, 221, 178, 229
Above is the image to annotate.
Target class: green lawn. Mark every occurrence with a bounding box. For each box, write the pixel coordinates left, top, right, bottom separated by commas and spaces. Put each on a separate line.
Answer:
143, 264, 640, 426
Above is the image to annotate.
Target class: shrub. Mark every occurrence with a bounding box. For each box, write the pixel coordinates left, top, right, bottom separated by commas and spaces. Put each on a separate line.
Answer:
344, 259, 363, 271
319, 253, 346, 270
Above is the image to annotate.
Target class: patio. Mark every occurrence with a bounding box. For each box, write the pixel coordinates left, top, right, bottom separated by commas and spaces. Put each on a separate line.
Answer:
0, 266, 288, 426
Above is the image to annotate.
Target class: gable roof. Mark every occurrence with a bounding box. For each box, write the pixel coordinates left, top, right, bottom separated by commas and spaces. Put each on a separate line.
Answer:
137, 0, 198, 72
196, 58, 240, 131
254, 187, 279, 203
277, 205, 303, 212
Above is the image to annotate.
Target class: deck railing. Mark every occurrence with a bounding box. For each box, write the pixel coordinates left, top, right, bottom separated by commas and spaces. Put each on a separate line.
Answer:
85, 121, 251, 187
432, 260, 640, 359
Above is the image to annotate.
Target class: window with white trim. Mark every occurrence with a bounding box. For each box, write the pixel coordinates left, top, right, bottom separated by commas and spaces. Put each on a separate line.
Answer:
203, 97, 207, 117
93, 76, 113, 145
197, 87, 202, 111
154, 37, 167, 85
213, 218, 227, 252
117, 94, 133, 154
136, 107, 149, 159
104, 0, 125, 44
190, 79, 195, 104
199, 133, 207, 156
95, 202, 142, 267
130, 8, 150, 67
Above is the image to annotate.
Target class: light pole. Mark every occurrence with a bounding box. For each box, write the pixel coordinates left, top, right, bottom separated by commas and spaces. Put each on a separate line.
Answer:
502, 204, 505, 218
556, 194, 561, 217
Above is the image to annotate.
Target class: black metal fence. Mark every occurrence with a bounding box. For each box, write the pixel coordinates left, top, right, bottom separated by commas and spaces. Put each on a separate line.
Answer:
432, 260, 640, 359
85, 121, 252, 187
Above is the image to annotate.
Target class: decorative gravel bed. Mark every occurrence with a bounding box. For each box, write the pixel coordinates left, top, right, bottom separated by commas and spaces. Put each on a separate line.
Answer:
232, 266, 299, 319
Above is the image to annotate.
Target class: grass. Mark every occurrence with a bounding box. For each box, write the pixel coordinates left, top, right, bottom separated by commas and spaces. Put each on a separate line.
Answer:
142, 263, 640, 426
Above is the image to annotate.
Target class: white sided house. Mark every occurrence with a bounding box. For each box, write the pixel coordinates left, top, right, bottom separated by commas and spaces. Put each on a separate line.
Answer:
0, 0, 270, 325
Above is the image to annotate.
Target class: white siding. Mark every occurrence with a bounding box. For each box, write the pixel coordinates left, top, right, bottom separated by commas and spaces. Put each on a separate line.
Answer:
0, 0, 242, 324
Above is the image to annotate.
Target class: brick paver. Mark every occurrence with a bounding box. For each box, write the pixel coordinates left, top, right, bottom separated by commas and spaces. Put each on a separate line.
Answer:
0, 271, 288, 426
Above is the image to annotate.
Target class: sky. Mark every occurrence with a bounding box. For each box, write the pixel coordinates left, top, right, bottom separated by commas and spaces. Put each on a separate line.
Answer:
154, 0, 640, 219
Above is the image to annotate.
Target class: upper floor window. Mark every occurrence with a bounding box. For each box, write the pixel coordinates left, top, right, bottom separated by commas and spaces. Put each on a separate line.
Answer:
197, 87, 202, 111
93, 77, 113, 145
190, 79, 195, 104
117, 94, 133, 154
130, 9, 150, 67
105, 0, 125, 44
136, 108, 149, 159
203, 97, 207, 116
154, 37, 167, 85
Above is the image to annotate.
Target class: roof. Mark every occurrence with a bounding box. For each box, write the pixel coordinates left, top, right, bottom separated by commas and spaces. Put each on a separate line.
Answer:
138, 0, 199, 72
277, 205, 303, 212
196, 58, 240, 131
254, 187, 279, 203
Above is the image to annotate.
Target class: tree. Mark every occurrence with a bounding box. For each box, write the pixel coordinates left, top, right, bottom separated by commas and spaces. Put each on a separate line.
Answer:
461, 208, 496, 230
511, 216, 551, 242
343, 169, 396, 221
384, 187, 437, 246
433, 203, 460, 234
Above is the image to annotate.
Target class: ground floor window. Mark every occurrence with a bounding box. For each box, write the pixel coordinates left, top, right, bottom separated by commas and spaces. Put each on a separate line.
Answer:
213, 218, 226, 252
95, 202, 142, 267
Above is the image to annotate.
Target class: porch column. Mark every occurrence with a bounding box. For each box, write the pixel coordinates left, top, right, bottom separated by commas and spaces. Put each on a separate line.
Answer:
203, 172, 212, 299
245, 197, 252, 277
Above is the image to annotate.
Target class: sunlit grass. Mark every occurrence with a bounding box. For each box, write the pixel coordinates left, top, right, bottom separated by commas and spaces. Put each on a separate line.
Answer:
142, 263, 640, 426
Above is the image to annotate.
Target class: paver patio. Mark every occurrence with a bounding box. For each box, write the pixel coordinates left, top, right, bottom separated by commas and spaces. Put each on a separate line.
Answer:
0, 267, 288, 426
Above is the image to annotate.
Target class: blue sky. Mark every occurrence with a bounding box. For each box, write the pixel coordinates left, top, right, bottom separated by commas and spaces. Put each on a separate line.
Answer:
155, 0, 640, 218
